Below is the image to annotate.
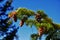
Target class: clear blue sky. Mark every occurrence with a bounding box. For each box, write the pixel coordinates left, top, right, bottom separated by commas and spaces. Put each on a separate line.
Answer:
11, 0, 60, 40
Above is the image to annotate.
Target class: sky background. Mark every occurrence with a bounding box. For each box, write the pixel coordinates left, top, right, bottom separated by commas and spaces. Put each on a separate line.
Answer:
8, 0, 60, 40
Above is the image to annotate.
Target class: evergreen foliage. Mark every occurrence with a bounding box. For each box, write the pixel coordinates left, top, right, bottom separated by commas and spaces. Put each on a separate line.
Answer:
8, 7, 60, 40
0, 0, 18, 40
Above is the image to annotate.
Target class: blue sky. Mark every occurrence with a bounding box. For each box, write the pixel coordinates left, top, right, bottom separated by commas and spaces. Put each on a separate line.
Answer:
11, 0, 60, 40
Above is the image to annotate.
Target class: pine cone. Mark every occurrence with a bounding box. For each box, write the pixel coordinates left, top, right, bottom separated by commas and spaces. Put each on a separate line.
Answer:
13, 14, 17, 22
38, 27, 44, 36
20, 20, 24, 27
35, 14, 41, 22
8, 11, 17, 18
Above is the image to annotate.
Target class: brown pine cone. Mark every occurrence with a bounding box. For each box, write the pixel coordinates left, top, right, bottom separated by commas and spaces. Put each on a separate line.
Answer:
13, 14, 17, 22
20, 20, 24, 27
